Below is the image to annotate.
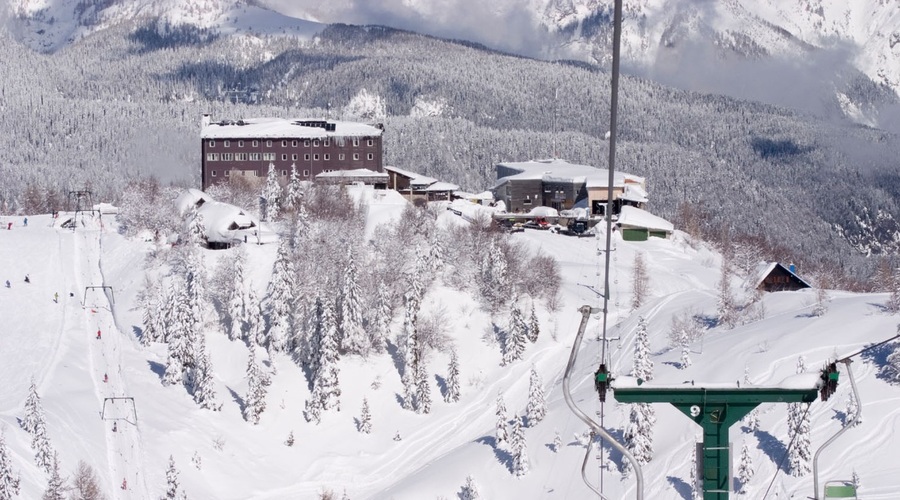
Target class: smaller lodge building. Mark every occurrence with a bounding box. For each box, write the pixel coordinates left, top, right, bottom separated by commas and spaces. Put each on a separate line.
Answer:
750, 262, 812, 292
492, 159, 647, 215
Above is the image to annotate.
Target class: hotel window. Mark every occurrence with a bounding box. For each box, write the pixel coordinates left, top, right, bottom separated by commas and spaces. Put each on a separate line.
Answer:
324, 154, 330, 161
367, 139, 374, 147
282, 140, 287, 147
222, 153, 233, 161
292, 140, 298, 147
339, 154, 345, 161
367, 153, 374, 160
523, 197, 532, 206
304, 139, 310, 147
207, 153, 219, 161
303, 169, 310, 176
266, 140, 272, 147
263, 152, 275, 161
305, 154, 310, 161
224, 140, 230, 147
252, 140, 258, 147
353, 153, 359, 160
281, 170, 287, 176
238, 140, 244, 147
353, 138, 359, 146
292, 154, 298, 161
249, 153, 260, 161
208, 140, 215, 147
314, 154, 319, 161
235, 153, 247, 161
211, 171, 217, 177
282, 154, 287, 160
225, 170, 230, 176
313, 139, 320, 147
324, 139, 330, 146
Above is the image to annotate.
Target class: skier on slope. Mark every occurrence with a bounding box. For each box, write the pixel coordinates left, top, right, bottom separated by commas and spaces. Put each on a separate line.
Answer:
96, 329, 102, 340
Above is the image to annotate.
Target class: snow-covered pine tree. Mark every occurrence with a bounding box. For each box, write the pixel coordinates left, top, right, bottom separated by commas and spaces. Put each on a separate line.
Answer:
852, 469, 861, 492
369, 283, 392, 353
245, 284, 264, 346
414, 357, 431, 414
631, 252, 649, 310
527, 302, 540, 343
886, 325, 900, 383
187, 208, 206, 248
633, 316, 653, 382
495, 393, 508, 444
744, 408, 760, 432
164, 455, 181, 499
788, 356, 811, 477
264, 242, 295, 353
227, 253, 247, 341
502, 302, 527, 366
738, 440, 754, 494
444, 349, 460, 403
22, 379, 41, 435
888, 264, 900, 313
243, 348, 267, 425
339, 247, 367, 356
717, 256, 736, 328
623, 403, 655, 466
812, 279, 830, 317
0, 430, 21, 499
305, 296, 325, 378
459, 474, 480, 500
358, 398, 372, 434
427, 229, 444, 275
263, 163, 282, 222
163, 284, 193, 387
845, 389, 861, 427
400, 282, 421, 411
525, 366, 546, 426
42, 451, 65, 500
32, 413, 54, 474
479, 239, 509, 312
284, 163, 303, 213
552, 431, 562, 453
305, 298, 341, 422
192, 337, 218, 410
510, 414, 529, 477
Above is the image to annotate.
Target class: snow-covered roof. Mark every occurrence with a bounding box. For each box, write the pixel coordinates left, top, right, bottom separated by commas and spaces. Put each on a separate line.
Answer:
383, 165, 439, 187
315, 168, 388, 180
620, 184, 649, 203
749, 262, 813, 289
175, 188, 213, 216
423, 181, 459, 192
201, 118, 382, 139
616, 206, 674, 232
612, 373, 821, 391
497, 159, 644, 188
176, 189, 276, 245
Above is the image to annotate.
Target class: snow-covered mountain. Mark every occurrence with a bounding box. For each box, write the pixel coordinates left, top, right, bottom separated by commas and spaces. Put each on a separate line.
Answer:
1, 189, 899, 499
5, 0, 323, 52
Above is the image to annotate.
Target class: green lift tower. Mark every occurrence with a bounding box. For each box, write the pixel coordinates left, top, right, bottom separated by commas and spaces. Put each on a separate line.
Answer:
613, 377, 824, 500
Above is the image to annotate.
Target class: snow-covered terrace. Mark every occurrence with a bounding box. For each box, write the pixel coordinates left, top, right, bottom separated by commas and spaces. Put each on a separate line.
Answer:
200, 118, 382, 139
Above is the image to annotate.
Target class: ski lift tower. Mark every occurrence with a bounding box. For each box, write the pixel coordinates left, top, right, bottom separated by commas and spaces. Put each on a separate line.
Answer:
611, 367, 836, 500
66, 190, 94, 216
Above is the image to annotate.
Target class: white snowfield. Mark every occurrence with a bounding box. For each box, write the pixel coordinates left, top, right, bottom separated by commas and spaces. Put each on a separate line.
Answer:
1, 200, 899, 499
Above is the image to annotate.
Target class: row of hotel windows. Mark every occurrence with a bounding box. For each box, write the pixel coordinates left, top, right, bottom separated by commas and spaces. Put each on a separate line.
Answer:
207, 138, 375, 148
209, 168, 340, 178
207, 152, 374, 161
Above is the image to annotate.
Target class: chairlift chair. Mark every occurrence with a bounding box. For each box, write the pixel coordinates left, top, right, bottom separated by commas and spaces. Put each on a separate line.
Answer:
823, 480, 857, 499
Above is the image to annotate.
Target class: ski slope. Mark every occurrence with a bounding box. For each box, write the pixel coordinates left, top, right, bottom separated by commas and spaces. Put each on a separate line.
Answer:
1, 200, 899, 499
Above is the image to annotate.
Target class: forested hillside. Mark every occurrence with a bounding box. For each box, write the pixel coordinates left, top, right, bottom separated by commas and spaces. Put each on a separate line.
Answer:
1, 21, 898, 283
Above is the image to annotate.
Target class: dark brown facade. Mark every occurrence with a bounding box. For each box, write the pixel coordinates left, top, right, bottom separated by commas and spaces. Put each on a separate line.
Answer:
201, 119, 383, 190
758, 263, 811, 292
